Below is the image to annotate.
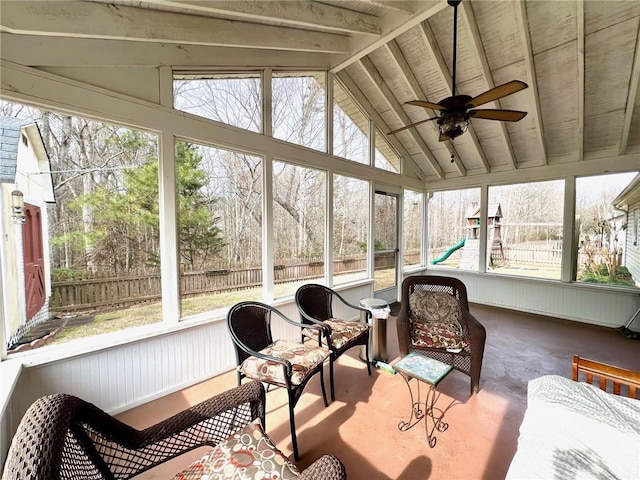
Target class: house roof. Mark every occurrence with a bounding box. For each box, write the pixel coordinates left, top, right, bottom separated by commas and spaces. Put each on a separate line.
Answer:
0, 115, 55, 202
0, 116, 32, 183
1, 0, 638, 186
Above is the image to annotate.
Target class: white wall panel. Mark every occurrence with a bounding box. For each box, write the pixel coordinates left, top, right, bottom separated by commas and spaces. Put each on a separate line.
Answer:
409, 270, 640, 328
2, 284, 374, 457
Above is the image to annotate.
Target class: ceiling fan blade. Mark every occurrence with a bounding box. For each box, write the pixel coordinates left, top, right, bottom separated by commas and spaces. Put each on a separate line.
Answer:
406, 100, 445, 111
469, 109, 528, 122
388, 117, 439, 135
467, 80, 528, 108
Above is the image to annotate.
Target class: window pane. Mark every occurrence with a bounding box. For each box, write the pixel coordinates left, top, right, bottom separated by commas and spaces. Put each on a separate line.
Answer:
375, 129, 401, 173
333, 175, 369, 285
176, 141, 263, 317
403, 190, 423, 268
173, 73, 261, 133
487, 180, 564, 280
2, 103, 163, 354
333, 80, 369, 164
273, 72, 326, 151
575, 172, 638, 286
374, 192, 397, 292
428, 188, 480, 271
273, 161, 325, 298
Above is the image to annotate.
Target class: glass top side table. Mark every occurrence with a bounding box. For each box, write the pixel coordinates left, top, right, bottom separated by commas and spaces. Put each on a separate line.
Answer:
393, 352, 453, 447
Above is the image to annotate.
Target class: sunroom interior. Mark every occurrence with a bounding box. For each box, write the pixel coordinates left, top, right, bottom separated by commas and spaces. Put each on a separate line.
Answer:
1, 0, 640, 478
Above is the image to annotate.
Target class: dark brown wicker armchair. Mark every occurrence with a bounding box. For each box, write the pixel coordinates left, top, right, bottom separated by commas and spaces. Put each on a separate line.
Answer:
1, 381, 347, 480
295, 284, 371, 402
227, 301, 330, 461
397, 275, 486, 394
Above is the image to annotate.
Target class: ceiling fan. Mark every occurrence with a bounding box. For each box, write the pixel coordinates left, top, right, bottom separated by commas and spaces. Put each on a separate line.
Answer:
389, 0, 528, 141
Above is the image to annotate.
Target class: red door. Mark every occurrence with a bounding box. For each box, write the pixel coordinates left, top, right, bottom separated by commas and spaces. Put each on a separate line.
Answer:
23, 203, 45, 321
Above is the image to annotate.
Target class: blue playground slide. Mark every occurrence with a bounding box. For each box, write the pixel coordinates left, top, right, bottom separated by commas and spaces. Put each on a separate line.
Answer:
431, 237, 466, 265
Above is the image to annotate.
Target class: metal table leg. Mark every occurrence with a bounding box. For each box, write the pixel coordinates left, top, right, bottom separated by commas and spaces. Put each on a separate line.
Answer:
397, 373, 448, 447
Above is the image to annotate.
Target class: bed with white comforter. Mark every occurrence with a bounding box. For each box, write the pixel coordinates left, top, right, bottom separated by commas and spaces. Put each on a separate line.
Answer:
505, 374, 640, 480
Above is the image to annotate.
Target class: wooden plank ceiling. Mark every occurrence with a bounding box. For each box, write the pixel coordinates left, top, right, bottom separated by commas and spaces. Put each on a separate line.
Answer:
1, 0, 639, 182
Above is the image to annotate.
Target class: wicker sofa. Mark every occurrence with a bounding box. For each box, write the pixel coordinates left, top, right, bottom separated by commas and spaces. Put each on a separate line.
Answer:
1, 381, 346, 480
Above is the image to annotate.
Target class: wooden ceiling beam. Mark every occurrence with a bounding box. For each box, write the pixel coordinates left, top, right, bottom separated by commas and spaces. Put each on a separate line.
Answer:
336, 71, 445, 179
359, 56, 450, 178
577, 0, 585, 161
461, 1, 516, 170
145, 0, 381, 36
0, 33, 333, 69
620, 18, 640, 155
0, 1, 350, 53
359, 57, 446, 179
361, 1, 416, 14
335, 71, 431, 180
384, 40, 465, 176
514, 1, 547, 164
329, 0, 447, 73
417, 22, 488, 174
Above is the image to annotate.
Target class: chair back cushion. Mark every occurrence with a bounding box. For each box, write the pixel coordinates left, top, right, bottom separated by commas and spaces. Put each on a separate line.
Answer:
239, 340, 330, 386
409, 291, 460, 324
409, 291, 468, 349
173, 422, 299, 479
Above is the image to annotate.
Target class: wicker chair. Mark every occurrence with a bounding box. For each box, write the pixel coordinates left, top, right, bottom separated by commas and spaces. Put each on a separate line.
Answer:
295, 284, 372, 402
396, 275, 486, 394
1, 381, 347, 480
227, 301, 330, 461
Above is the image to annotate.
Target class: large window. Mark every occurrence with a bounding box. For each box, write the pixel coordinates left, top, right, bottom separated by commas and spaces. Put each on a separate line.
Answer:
173, 73, 262, 133
487, 180, 564, 280
403, 190, 423, 268
333, 175, 369, 285
333, 80, 369, 165
176, 141, 263, 317
1, 102, 163, 353
273, 161, 326, 298
575, 172, 638, 286
272, 72, 326, 151
428, 188, 480, 270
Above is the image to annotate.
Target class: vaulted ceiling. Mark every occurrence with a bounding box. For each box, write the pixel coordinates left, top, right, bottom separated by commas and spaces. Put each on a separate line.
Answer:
1, 0, 639, 184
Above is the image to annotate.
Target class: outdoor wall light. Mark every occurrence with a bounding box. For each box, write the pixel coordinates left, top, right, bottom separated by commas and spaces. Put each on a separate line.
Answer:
11, 189, 25, 225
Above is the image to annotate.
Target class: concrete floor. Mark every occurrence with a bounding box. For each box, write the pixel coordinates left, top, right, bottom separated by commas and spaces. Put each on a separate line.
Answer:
118, 304, 640, 480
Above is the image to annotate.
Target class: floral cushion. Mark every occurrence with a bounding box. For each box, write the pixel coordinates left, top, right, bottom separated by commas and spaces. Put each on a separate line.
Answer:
173, 422, 299, 480
238, 339, 330, 386
411, 321, 469, 350
409, 291, 460, 324
302, 318, 370, 350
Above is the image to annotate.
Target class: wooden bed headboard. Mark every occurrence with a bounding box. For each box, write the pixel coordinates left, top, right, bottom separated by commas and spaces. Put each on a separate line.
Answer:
572, 355, 640, 399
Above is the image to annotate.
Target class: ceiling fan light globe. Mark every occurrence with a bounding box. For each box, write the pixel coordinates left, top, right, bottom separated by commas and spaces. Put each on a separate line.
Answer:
438, 114, 469, 141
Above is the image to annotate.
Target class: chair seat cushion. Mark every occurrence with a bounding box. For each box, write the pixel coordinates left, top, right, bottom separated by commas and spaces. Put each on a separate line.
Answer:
302, 319, 370, 350
411, 321, 469, 350
239, 340, 330, 386
173, 422, 299, 480
409, 291, 460, 324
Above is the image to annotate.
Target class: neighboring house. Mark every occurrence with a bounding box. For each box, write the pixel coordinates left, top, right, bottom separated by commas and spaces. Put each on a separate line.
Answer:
0, 116, 55, 349
613, 173, 640, 287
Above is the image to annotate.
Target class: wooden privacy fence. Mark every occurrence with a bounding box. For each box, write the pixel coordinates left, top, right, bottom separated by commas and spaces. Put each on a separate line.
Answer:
51, 252, 413, 312
51, 253, 414, 312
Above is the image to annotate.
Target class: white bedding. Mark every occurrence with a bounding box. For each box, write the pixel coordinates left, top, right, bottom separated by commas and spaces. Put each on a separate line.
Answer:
505, 375, 640, 480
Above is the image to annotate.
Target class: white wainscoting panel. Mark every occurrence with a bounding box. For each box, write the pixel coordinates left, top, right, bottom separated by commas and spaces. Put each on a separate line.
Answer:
2, 283, 374, 456
408, 270, 640, 328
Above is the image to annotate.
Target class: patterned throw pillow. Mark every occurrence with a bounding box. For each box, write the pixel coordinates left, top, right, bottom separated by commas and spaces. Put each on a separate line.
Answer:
409, 291, 460, 324
238, 339, 330, 386
411, 321, 469, 350
302, 318, 370, 349
173, 422, 299, 480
